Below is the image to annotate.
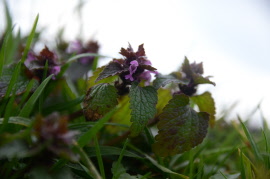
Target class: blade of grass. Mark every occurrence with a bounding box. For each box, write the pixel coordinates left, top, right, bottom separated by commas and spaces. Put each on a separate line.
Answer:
219, 171, 228, 179
262, 129, 270, 169
91, 56, 99, 71
238, 116, 263, 162
73, 143, 102, 179
0, 116, 31, 127
0, 28, 13, 76
39, 60, 48, 113
43, 95, 84, 115
126, 143, 189, 179
144, 154, 189, 179
83, 146, 142, 158
19, 74, 53, 117
112, 138, 129, 179
17, 79, 36, 111
238, 148, 253, 178
66, 53, 111, 64
21, 14, 39, 63
77, 108, 117, 147
0, 91, 16, 132
0, 61, 22, 115
94, 136, 106, 179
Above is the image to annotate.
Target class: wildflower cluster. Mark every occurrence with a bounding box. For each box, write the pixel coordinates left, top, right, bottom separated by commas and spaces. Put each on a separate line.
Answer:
25, 46, 61, 80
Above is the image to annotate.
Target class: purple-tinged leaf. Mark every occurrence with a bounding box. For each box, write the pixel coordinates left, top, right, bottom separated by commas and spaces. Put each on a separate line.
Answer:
182, 57, 215, 86
135, 44, 146, 57
153, 73, 188, 89
83, 83, 118, 121
95, 62, 125, 82
129, 83, 157, 136
191, 92, 216, 127
153, 94, 209, 157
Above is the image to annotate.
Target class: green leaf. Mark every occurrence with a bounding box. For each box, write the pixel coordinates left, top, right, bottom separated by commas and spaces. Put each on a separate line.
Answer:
19, 74, 53, 117
153, 73, 188, 89
153, 94, 209, 157
107, 95, 132, 133
95, 61, 125, 82
87, 66, 118, 88
129, 83, 158, 136
191, 92, 216, 127
83, 83, 118, 121
156, 89, 172, 115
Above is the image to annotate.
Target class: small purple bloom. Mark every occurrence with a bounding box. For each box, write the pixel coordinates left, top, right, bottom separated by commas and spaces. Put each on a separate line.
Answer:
125, 60, 139, 81
139, 70, 158, 86
50, 66, 61, 80
25, 47, 61, 81
67, 40, 83, 54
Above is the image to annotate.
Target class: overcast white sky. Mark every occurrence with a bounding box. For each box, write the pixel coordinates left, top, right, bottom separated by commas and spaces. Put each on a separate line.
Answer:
1, 0, 270, 125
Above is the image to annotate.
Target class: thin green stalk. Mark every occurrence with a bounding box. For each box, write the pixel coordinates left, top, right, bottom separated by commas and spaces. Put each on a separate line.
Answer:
144, 127, 164, 166
21, 14, 39, 63
94, 136, 106, 179
39, 60, 48, 113
74, 142, 102, 179
112, 138, 129, 179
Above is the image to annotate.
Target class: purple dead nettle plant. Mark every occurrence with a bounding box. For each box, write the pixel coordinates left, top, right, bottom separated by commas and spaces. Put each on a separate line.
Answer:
67, 40, 99, 65
24, 46, 61, 81
95, 44, 158, 95
33, 113, 79, 161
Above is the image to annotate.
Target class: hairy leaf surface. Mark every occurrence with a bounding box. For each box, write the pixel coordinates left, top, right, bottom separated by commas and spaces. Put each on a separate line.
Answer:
88, 66, 118, 88
95, 62, 125, 82
129, 83, 157, 136
191, 92, 216, 127
153, 94, 209, 156
83, 83, 118, 121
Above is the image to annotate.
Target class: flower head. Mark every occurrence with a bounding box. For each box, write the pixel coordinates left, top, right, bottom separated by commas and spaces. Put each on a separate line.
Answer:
118, 44, 157, 85
33, 113, 79, 161
25, 46, 61, 80
67, 40, 99, 65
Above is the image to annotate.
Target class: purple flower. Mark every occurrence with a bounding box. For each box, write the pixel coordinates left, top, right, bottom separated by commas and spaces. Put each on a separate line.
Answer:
67, 40, 100, 65
119, 44, 157, 85
139, 71, 158, 85
34, 113, 79, 161
24, 46, 61, 81
67, 40, 83, 54
125, 60, 139, 81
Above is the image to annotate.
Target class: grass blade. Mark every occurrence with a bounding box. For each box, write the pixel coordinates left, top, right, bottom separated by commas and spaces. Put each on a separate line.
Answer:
66, 53, 110, 64
238, 117, 263, 162
21, 14, 39, 63
77, 108, 116, 147
94, 136, 106, 179
262, 129, 270, 169
0, 61, 22, 115
19, 74, 53, 117
112, 138, 129, 179
0, 116, 31, 127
